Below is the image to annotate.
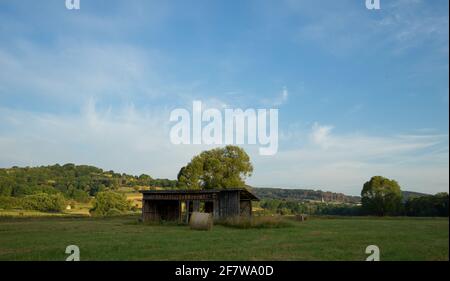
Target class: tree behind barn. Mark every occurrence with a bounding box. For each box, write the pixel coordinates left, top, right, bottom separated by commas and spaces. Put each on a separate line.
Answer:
177, 146, 253, 189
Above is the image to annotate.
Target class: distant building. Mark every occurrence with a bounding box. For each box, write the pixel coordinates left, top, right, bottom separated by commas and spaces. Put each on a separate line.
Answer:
140, 188, 259, 223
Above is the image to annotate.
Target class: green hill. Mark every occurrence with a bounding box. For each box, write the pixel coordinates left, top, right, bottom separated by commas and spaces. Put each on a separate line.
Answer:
252, 187, 361, 204
0, 164, 177, 201
401, 191, 430, 202
251, 188, 433, 204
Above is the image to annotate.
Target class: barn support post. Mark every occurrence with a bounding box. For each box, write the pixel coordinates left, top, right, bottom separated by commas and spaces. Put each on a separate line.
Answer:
178, 200, 183, 223
213, 195, 220, 220
185, 201, 190, 223
141, 199, 146, 221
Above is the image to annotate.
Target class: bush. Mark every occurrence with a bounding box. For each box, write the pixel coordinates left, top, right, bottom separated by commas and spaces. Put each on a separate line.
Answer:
217, 216, 291, 229
21, 193, 66, 212
105, 208, 123, 216
90, 191, 130, 216
0, 196, 22, 209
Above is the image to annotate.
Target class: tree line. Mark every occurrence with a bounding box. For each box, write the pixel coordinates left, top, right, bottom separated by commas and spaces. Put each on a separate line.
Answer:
258, 176, 448, 217
253, 187, 360, 204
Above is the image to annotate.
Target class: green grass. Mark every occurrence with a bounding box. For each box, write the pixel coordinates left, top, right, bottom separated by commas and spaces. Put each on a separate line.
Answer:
0, 216, 447, 261
216, 215, 292, 229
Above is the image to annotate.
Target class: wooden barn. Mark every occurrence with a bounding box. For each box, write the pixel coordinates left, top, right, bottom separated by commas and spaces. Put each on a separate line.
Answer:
140, 188, 259, 222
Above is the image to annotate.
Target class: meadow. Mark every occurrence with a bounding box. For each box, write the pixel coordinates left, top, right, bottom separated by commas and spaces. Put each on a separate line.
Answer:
0, 215, 447, 261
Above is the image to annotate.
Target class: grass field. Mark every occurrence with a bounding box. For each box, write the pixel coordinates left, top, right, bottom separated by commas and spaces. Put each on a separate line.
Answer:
0, 216, 447, 261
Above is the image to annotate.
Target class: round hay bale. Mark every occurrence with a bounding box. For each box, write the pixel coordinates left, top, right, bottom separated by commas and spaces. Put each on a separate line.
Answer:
190, 212, 213, 231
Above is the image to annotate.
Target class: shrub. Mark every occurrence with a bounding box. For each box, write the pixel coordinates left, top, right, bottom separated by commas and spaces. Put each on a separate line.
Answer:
105, 208, 123, 216
21, 193, 66, 212
90, 191, 130, 216
0, 196, 22, 209
216, 216, 291, 229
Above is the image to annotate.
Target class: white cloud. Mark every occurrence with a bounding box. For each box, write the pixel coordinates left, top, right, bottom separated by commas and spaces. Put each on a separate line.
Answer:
0, 41, 173, 107
283, 0, 449, 57
0, 100, 204, 179
275, 87, 289, 106
260, 87, 289, 107
310, 122, 334, 148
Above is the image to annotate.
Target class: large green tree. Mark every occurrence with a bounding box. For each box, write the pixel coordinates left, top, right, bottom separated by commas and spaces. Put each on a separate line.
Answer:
177, 146, 253, 189
361, 176, 402, 216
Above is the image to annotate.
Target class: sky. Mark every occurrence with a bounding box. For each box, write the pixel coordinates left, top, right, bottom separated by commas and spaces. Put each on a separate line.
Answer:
0, 0, 448, 195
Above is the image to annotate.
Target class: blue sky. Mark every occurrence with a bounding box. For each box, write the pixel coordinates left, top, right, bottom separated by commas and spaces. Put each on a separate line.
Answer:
0, 0, 448, 195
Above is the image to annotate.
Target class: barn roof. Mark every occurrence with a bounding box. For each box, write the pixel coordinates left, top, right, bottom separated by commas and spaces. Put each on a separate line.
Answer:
140, 188, 259, 201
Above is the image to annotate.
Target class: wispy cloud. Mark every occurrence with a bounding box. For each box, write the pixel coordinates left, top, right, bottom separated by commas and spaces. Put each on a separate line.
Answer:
254, 122, 449, 194
284, 0, 449, 57
0, 41, 170, 107
310, 122, 334, 148
0, 99, 205, 178
260, 87, 289, 107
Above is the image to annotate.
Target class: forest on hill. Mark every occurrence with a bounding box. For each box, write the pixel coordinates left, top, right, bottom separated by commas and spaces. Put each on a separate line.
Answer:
0, 164, 177, 201
252, 188, 433, 204
252, 187, 361, 204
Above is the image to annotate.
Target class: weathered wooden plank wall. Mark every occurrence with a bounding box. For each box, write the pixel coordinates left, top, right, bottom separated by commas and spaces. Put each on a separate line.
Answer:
142, 200, 179, 221
218, 190, 240, 218
239, 200, 252, 217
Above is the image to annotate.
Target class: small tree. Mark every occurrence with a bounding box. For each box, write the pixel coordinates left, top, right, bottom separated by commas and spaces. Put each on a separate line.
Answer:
90, 191, 130, 216
22, 193, 66, 212
361, 176, 402, 216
